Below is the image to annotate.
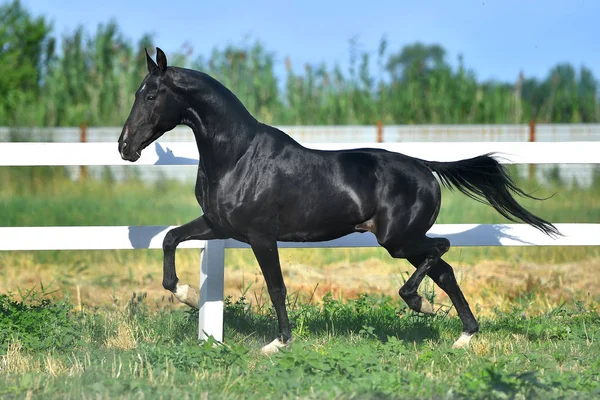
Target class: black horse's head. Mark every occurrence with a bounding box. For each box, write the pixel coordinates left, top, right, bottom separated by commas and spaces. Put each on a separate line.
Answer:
118, 47, 182, 162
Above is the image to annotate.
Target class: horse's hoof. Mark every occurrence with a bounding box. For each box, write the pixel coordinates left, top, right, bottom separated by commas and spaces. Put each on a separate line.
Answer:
419, 298, 435, 314
173, 284, 199, 309
260, 338, 292, 355
452, 332, 473, 349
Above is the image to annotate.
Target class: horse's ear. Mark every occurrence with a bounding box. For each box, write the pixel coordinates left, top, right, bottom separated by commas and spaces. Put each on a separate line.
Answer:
156, 47, 167, 73
145, 48, 157, 73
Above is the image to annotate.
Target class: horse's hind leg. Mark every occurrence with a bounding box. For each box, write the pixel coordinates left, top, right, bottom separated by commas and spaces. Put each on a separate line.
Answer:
387, 236, 479, 347
162, 215, 219, 308
424, 258, 479, 348
386, 236, 450, 315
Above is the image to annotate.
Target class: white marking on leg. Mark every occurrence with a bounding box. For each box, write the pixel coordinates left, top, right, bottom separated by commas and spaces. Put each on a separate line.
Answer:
174, 283, 189, 301
419, 298, 434, 314
173, 283, 199, 308
260, 338, 292, 355
452, 332, 473, 349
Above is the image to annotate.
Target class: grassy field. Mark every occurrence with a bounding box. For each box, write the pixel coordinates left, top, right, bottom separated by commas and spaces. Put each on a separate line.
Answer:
0, 289, 599, 399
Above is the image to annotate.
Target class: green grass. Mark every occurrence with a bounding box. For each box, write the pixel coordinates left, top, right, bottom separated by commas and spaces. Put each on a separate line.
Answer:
0, 167, 200, 227
1, 290, 599, 399
4, 166, 599, 226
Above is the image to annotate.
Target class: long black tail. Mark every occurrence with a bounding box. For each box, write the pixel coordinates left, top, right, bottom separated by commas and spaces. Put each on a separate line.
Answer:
423, 154, 561, 237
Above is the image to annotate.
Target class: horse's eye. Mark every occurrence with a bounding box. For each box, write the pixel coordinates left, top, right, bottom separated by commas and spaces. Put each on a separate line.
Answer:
147, 95, 156, 101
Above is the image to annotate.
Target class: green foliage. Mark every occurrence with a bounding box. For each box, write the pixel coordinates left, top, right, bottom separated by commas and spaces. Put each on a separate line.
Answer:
0, 290, 81, 352
456, 367, 552, 399
0, 167, 199, 227
0, 0, 53, 124
1, 1, 598, 126
0, 291, 599, 398
141, 337, 249, 371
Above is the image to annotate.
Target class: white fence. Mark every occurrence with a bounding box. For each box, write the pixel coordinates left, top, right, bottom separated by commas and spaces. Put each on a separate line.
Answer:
2, 124, 599, 186
2, 141, 600, 342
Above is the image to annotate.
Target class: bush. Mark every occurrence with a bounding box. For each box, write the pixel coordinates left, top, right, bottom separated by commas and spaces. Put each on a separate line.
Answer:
0, 291, 83, 353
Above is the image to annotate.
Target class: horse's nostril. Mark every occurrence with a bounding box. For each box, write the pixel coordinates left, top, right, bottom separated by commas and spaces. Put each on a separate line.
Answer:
123, 142, 128, 148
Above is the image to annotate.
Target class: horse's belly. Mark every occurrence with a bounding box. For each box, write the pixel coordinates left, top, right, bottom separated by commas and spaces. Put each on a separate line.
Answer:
270, 210, 362, 242
276, 226, 358, 242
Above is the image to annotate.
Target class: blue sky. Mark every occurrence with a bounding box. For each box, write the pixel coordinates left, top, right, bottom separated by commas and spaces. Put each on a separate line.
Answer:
22, 0, 600, 83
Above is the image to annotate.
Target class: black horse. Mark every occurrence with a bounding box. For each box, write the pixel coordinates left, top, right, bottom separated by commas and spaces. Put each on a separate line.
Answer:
118, 48, 559, 353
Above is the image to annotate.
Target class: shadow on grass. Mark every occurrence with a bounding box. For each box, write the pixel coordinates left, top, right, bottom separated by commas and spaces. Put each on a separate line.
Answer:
181, 293, 598, 350
215, 293, 463, 346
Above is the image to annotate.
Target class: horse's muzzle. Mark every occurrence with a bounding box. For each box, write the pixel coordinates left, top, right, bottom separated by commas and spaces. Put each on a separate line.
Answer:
118, 140, 141, 162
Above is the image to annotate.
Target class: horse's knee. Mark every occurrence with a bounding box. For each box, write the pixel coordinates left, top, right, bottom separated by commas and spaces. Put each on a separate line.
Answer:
163, 229, 178, 252
432, 238, 450, 257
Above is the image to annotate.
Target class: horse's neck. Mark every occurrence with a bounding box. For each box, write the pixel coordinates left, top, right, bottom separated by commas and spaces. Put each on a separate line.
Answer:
173, 70, 258, 179
182, 99, 257, 181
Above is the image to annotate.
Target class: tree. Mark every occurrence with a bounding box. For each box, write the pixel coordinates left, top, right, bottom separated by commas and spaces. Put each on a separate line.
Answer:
0, 0, 52, 123
386, 42, 446, 83
577, 66, 598, 122
1, 1, 599, 126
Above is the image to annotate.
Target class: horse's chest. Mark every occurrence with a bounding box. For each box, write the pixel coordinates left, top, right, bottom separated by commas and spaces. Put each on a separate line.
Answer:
194, 177, 209, 210
194, 179, 239, 228
194, 166, 281, 237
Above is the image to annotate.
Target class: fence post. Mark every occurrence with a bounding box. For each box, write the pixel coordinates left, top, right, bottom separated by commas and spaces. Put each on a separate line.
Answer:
528, 120, 536, 180
80, 123, 87, 181
376, 121, 383, 143
198, 239, 225, 342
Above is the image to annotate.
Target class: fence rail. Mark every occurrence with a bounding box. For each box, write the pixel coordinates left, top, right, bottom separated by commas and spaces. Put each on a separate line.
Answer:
3, 124, 597, 185
2, 141, 600, 166
1, 141, 599, 342
2, 123, 600, 143
2, 224, 600, 251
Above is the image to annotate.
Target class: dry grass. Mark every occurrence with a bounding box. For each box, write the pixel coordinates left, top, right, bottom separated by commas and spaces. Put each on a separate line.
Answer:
0, 340, 88, 377
43, 353, 67, 377
1, 340, 39, 374
1, 247, 599, 315
457, 258, 600, 315
104, 323, 139, 350
223, 252, 600, 316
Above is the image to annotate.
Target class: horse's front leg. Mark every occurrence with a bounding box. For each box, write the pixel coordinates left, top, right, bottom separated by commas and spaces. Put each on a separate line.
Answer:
163, 215, 220, 308
248, 233, 292, 354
